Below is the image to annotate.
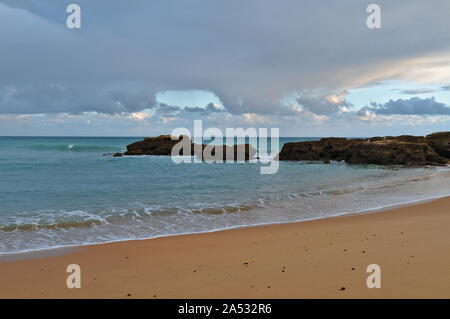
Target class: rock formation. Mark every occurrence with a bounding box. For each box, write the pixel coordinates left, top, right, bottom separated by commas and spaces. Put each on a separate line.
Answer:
278, 132, 450, 166
122, 135, 257, 161
115, 132, 449, 166
125, 135, 180, 156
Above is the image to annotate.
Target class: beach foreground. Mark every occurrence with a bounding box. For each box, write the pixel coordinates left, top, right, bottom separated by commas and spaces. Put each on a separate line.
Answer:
0, 197, 449, 298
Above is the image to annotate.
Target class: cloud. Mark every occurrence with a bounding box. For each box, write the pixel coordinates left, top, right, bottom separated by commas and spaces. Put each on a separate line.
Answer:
1, 0, 450, 118
1, 0, 450, 137
295, 91, 351, 115
398, 88, 439, 95
183, 103, 225, 113
397, 84, 450, 95
359, 97, 450, 115
156, 103, 181, 115
0, 84, 157, 114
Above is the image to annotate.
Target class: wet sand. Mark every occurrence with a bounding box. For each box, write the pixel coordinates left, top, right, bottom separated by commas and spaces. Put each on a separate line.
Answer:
0, 197, 449, 298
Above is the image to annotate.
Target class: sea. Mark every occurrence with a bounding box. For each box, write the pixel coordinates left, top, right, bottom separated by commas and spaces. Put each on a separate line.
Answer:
0, 136, 449, 254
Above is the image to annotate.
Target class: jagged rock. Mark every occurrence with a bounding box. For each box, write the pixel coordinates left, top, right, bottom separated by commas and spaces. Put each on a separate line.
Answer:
124, 135, 256, 161
113, 152, 123, 157
345, 140, 445, 165
425, 132, 450, 158
278, 132, 449, 166
200, 143, 256, 161
385, 135, 426, 143
125, 135, 180, 156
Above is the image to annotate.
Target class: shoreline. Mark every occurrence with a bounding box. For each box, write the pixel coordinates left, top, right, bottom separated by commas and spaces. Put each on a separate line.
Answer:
1, 192, 448, 260
1, 196, 449, 298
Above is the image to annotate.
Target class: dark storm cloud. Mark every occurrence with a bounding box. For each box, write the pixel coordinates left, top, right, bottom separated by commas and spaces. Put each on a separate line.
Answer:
1, 0, 450, 115
0, 84, 156, 114
359, 97, 450, 115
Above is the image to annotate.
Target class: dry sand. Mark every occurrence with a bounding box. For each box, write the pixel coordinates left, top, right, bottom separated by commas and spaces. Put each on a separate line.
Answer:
0, 197, 449, 298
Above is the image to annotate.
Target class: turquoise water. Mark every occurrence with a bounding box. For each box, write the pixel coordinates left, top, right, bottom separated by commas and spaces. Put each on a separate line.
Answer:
0, 136, 449, 254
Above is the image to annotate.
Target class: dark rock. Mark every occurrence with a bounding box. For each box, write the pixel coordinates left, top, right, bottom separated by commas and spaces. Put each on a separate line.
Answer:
345, 141, 445, 165
124, 135, 257, 161
113, 152, 123, 157
386, 135, 426, 143
125, 135, 179, 156
278, 132, 449, 166
425, 132, 450, 158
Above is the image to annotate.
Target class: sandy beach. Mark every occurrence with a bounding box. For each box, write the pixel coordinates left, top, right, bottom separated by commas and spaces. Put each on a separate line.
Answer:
0, 197, 449, 299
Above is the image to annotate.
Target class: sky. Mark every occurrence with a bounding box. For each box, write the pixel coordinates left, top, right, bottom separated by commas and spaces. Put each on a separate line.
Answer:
0, 0, 450, 136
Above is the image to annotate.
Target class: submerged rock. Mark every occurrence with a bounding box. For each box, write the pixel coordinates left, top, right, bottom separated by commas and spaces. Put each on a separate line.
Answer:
278, 132, 449, 166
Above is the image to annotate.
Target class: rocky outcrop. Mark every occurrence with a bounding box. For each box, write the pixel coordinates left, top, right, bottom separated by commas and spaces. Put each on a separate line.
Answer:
278, 132, 450, 166
125, 135, 179, 156
425, 132, 450, 159
122, 135, 257, 161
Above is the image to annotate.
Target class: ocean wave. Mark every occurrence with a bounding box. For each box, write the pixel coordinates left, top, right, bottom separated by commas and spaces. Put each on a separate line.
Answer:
2, 168, 448, 234
191, 204, 256, 215
0, 220, 104, 232
0, 203, 260, 233
28, 144, 120, 152
1, 165, 449, 256
0, 210, 109, 232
